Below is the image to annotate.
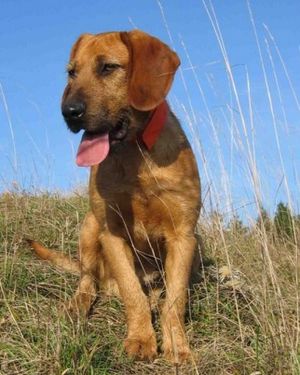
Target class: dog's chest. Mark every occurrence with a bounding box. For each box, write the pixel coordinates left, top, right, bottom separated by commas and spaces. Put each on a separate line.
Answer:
90, 157, 174, 240
90, 144, 200, 245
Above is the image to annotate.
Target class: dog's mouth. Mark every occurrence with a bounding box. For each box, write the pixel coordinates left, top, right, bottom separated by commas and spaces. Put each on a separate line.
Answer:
76, 117, 129, 167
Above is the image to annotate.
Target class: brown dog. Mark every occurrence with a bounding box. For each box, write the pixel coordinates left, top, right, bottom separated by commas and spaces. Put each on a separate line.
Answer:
28, 30, 201, 363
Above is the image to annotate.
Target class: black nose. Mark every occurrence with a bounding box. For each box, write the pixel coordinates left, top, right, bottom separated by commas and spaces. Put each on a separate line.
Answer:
62, 102, 86, 119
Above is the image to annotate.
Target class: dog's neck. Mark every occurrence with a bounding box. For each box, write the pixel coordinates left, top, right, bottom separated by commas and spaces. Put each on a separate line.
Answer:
141, 100, 169, 150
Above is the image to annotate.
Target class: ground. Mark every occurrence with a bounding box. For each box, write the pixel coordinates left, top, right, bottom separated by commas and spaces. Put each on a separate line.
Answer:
0, 192, 299, 374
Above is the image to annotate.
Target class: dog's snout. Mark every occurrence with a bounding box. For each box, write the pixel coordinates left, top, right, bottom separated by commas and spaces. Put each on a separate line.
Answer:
62, 101, 86, 120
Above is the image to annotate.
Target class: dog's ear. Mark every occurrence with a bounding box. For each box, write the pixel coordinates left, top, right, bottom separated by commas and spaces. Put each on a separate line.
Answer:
120, 30, 180, 111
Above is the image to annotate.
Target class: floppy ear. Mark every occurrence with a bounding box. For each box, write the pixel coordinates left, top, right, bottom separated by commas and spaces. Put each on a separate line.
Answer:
120, 30, 180, 111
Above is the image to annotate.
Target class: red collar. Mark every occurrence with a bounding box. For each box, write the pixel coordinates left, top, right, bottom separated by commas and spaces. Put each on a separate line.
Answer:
141, 100, 169, 150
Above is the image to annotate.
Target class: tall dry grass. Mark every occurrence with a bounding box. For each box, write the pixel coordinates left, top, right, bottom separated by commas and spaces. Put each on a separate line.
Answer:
0, 191, 299, 374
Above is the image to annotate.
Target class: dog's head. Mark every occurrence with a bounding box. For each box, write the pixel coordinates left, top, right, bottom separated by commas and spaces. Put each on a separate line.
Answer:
61, 30, 180, 166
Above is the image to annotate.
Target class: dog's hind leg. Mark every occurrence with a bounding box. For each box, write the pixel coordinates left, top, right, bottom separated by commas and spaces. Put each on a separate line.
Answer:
65, 211, 101, 317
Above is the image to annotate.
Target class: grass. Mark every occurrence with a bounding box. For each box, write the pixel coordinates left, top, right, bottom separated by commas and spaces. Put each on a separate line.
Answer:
0, 191, 299, 374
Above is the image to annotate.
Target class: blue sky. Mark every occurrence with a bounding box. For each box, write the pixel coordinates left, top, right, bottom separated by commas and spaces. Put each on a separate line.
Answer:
1, 0, 300, 219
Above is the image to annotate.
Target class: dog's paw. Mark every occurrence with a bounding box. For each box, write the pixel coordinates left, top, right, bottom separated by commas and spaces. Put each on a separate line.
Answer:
163, 340, 191, 364
61, 294, 92, 320
124, 334, 157, 361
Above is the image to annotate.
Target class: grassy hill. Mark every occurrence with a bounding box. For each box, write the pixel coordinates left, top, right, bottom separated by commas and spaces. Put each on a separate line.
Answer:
0, 192, 299, 374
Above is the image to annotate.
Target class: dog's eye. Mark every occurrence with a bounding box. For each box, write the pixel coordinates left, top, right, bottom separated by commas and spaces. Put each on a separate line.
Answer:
67, 69, 76, 78
100, 63, 120, 76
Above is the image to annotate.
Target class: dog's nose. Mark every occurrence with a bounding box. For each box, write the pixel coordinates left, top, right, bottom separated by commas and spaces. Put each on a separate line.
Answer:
62, 102, 86, 119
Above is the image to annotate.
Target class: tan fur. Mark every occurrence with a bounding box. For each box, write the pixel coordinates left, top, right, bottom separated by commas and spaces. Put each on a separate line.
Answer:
27, 30, 201, 363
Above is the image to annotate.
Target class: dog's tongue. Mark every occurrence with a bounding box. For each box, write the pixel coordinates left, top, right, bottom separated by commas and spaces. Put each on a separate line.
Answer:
76, 131, 109, 167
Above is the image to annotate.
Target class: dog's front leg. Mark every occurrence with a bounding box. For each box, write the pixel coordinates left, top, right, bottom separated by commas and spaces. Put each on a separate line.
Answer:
100, 230, 157, 360
161, 229, 196, 363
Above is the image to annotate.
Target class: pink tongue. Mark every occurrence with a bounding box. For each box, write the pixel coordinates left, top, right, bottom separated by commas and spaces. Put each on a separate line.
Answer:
76, 132, 110, 167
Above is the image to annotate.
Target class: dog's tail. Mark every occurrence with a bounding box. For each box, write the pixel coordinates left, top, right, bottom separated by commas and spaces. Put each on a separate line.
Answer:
26, 239, 81, 275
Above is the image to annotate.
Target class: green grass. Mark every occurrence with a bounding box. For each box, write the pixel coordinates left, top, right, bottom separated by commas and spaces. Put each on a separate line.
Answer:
0, 192, 299, 374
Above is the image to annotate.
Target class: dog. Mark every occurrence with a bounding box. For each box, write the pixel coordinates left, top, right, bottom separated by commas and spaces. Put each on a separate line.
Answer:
28, 30, 201, 363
